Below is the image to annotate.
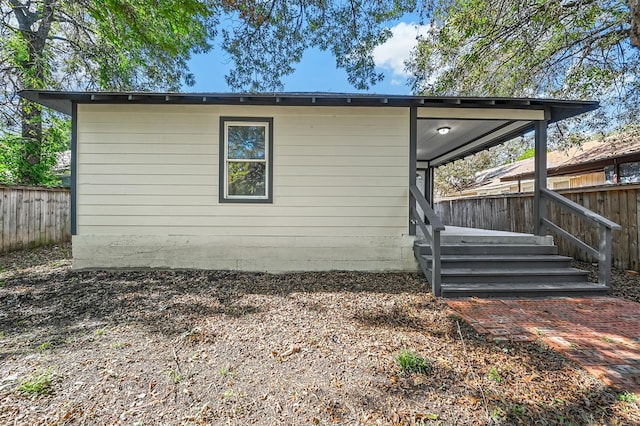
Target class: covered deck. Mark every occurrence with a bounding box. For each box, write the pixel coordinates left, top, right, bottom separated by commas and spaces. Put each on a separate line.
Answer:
409, 100, 622, 297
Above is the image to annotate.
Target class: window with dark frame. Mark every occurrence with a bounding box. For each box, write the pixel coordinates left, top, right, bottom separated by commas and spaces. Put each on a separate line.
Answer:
219, 117, 273, 203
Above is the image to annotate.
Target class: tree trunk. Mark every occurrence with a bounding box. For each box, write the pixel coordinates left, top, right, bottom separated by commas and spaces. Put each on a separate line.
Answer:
11, 0, 56, 183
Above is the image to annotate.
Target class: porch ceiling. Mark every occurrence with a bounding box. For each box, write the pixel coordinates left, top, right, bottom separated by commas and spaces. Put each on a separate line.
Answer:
417, 119, 535, 167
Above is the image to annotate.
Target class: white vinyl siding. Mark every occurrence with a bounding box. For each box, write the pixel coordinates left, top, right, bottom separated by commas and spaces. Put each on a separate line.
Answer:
74, 104, 414, 271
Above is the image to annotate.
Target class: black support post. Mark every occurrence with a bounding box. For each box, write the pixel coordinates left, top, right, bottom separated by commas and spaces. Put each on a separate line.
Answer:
533, 118, 548, 236
409, 107, 417, 235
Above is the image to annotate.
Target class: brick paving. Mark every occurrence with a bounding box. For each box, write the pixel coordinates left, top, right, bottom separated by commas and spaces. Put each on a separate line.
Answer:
445, 296, 640, 396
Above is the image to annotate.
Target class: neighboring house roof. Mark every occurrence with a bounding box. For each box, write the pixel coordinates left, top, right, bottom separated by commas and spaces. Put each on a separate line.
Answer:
18, 90, 599, 169
500, 129, 640, 181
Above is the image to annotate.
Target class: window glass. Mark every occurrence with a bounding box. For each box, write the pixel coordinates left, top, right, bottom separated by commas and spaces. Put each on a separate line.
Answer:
227, 162, 266, 196
620, 161, 640, 184
220, 118, 272, 202
227, 125, 265, 160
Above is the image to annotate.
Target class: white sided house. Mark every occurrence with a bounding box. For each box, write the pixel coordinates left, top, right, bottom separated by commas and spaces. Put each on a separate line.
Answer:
20, 91, 621, 298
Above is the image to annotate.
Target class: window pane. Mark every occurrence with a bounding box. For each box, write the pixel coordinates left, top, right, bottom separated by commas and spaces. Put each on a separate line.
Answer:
228, 162, 266, 196
227, 125, 265, 160
620, 161, 640, 184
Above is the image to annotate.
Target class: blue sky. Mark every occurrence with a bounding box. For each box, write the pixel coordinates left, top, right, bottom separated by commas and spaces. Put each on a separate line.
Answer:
186, 22, 429, 95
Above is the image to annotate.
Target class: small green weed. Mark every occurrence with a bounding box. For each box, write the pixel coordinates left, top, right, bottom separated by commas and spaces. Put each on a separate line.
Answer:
602, 336, 615, 343
488, 366, 503, 383
396, 349, 430, 374
619, 391, 638, 403
17, 369, 56, 396
223, 389, 235, 399
111, 342, 128, 349
94, 328, 106, 336
0, 331, 6, 339
168, 370, 183, 384
509, 404, 526, 417
39, 341, 52, 351
491, 407, 504, 420
218, 366, 236, 378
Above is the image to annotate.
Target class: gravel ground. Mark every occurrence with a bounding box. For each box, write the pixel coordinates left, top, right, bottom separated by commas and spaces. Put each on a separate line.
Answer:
573, 260, 640, 303
0, 244, 638, 425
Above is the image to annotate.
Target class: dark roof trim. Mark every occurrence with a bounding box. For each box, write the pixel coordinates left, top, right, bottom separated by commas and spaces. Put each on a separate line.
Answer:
19, 90, 599, 119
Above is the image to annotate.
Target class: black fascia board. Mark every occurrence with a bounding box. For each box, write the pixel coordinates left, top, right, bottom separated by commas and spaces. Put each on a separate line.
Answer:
18, 90, 599, 122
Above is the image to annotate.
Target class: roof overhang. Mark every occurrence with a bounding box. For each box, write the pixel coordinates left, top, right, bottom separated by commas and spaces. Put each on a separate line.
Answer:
18, 90, 599, 167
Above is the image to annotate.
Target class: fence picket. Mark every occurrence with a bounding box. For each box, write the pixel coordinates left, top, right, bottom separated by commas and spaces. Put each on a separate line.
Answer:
0, 186, 71, 253
436, 185, 637, 271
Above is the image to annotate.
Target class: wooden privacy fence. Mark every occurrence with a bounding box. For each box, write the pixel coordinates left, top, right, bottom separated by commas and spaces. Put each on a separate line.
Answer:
0, 185, 71, 253
435, 184, 640, 271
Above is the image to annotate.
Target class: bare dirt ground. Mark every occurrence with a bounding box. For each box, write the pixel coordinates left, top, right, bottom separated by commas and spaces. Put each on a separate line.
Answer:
0, 244, 638, 425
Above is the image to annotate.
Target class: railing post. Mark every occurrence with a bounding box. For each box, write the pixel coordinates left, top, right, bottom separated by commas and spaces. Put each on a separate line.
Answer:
533, 118, 548, 236
431, 227, 441, 297
598, 224, 613, 286
426, 166, 435, 209
409, 107, 417, 236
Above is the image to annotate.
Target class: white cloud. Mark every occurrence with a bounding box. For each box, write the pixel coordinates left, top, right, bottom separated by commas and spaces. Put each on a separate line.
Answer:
373, 22, 431, 77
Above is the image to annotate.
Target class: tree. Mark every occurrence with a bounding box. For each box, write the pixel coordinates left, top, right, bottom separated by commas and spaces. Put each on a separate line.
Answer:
408, 1, 640, 196
220, 0, 419, 91
408, 0, 640, 128
1, 0, 216, 184
2, 0, 418, 184
433, 138, 531, 196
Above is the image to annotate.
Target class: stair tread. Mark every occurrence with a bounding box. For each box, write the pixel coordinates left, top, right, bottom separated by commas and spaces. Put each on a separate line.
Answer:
441, 283, 608, 293
421, 254, 573, 261
415, 243, 554, 248
434, 267, 588, 275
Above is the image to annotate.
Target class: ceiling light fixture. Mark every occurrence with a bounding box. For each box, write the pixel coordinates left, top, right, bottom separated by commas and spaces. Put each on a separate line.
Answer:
437, 126, 451, 135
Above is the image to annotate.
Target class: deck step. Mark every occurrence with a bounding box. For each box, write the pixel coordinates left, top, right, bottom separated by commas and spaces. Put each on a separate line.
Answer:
427, 267, 589, 284
421, 254, 573, 269
415, 243, 558, 256
440, 233, 553, 245
441, 282, 609, 298
413, 237, 604, 298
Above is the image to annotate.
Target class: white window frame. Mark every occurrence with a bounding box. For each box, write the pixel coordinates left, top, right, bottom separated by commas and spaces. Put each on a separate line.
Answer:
219, 117, 273, 203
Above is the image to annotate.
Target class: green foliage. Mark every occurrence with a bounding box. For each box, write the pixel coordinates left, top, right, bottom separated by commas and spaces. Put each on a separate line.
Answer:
16, 369, 56, 396
220, 0, 417, 91
168, 370, 184, 384
396, 349, 430, 374
409, 0, 640, 129
0, 117, 70, 186
228, 162, 266, 196
619, 391, 638, 403
82, 0, 216, 91
435, 149, 498, 196
38, 341, 52, 352
488, 366, 503, 383
516, 148, 536, 161
1, 1, 421, 181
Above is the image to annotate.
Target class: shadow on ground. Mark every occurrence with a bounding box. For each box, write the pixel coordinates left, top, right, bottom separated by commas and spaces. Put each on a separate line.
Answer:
0, 246, 637, 425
